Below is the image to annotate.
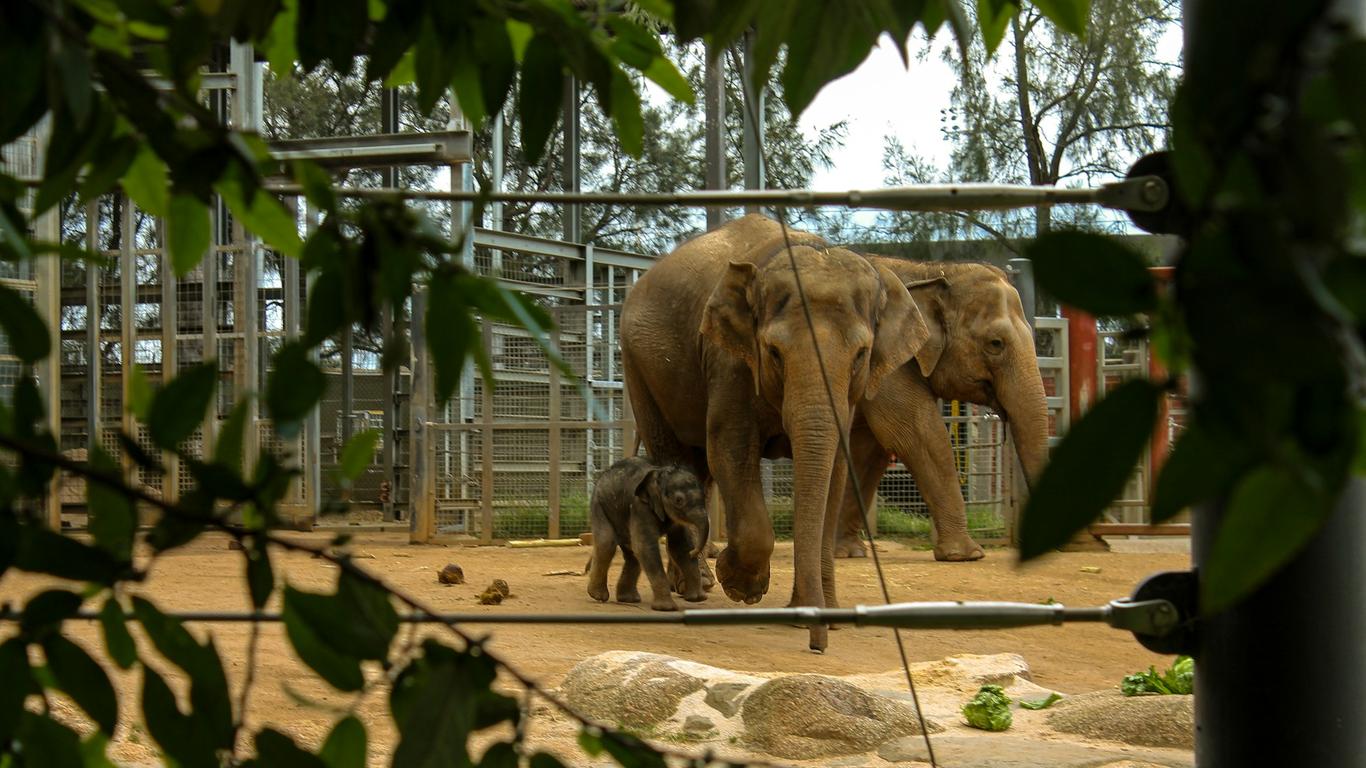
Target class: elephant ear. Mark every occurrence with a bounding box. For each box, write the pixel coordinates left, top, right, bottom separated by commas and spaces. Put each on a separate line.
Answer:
868, 264, 931, 398
700, 261, 759, 370
904, 275, 950, 378
631, 468, 666, 524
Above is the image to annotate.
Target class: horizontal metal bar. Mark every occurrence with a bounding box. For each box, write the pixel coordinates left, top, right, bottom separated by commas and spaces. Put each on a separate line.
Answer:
0, 600, 1173, 634
268, 131, 472, 168
263, 177, 1168, 213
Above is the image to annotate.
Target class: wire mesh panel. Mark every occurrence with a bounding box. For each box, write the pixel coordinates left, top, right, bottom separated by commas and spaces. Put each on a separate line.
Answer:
1098, 328, 1150, 522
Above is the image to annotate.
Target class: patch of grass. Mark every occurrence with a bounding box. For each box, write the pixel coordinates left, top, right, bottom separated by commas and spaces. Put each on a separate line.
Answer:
491, 494, 590, 540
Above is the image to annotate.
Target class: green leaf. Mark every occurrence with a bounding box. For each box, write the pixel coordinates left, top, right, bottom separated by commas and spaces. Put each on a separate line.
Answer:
0, 282, 51, 363
43, 635, 118, 734
319, 715, 367, 768
600, 731, 667, 768
607, 69, 644, 158
122, 145, 170, 217
1202, 465, 1332, 615
147, 361, 217, 450
0, 513, 15, 580
267, 341, 326, 434
216, 173, 303, 258
304, 266, 346, 345
976, 0, 1017, 55
283, 585, 365, 691
246, 542, 274, 609
80, 732, 120, 768
15, 526, 123, 584
0, 638, 31, 744
1019, 379, 1161, 560
168, 194, 210, 277
1151, 421, 1247, 523
391, 641, 476, 768
98, 596, 137, 670
1018, 691, 1063, 710
1032, 0, 1089, 36
518, 34, 565, 165
88, 444, 136, 560
215, 397, 251, 473
1027, 231, 1158, 316
292, 159, 336, 211
576, 729, 603, 757
21, 588, 83, 635
141, 665, 216, 768
18, 712, 85, 768
132, 597, 235, 751
962, 683, 1012, 731
78, 136, 139, 205
54, 40, 93, 126
426, 271, 479, 406
263, 0, 299, 76
256, 728, 329, 768
129, 363, 156, 422
339, 428, 380, 481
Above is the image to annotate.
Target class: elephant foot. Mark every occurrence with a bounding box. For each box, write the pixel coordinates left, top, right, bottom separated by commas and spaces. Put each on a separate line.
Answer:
699, 558, 716, 592
808, 624, 828, 653
704, 541, 721, 558
833, 537, 867, 559
651, 596, 680, 612
683, 589, 706, 603
933, 535, 986, 562
616, 590, 641, 604
715, 546, 770, 604
587, 583, 610, 602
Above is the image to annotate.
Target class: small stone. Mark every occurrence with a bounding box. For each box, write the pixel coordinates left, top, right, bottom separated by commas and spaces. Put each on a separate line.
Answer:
704, 682, 751, 718
438, 564, 465, 585
1080, 566, 1102, 574
491, 579, 510, 597
392, 551, 413, 558
353, 551, 376, 560
683, 715, 715, 734
477, 588, 505, 605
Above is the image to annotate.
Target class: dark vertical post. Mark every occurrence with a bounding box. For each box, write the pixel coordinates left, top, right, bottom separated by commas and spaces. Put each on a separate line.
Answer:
380, 86, 399, 521
562, 75, 581, 244
705, 42, 727, 230
1184, 1, 1366, 764
741, 32, 765, 215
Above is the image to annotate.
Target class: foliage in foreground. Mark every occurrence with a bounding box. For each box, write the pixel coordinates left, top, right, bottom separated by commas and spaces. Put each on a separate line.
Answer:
1121, 656, 1195, 697
0, 1, 1098, 767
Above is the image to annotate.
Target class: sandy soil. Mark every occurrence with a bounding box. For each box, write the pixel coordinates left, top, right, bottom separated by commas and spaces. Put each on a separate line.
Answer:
0, 531, 1189, 765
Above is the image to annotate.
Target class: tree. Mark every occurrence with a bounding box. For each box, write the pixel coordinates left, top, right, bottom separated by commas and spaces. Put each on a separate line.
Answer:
874, 0, 1179, 248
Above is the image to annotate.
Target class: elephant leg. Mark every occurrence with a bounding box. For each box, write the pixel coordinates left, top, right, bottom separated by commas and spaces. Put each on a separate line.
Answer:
666, 527, 706, 602
866, 371, 984, 562
631, 517, 679, 611
586, 512, 616, 602
834, 423, 891, 559
707, 419, 771, 605
820, 443, 850, 609
615, 549, 643, 603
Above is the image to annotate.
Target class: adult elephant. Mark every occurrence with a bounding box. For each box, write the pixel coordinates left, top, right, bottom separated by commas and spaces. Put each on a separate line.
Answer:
621, 214, 930, 651
834, 259, 1051, 561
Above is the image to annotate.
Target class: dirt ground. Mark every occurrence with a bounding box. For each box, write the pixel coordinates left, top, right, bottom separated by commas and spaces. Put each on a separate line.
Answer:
0, 531, 1189, 765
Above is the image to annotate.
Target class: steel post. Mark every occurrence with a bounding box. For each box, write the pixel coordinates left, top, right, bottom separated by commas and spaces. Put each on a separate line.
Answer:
85, 202, 100, 469
381, 87, 399, 521
741, 32, 765, 215
704, 43, 727, 229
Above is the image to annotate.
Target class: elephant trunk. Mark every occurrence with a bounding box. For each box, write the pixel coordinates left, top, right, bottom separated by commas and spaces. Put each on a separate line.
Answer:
785, 391, 849, 653
687, 516, 710, 559
999, 361, 1050, 490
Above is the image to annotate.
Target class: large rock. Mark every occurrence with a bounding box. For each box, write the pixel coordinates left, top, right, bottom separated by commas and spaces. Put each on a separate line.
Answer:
1048, 691, 1194, 750
561, 652, 706, 729
741, 674, 940, 758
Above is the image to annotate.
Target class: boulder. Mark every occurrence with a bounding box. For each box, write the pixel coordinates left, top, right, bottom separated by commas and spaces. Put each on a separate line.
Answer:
561, 652, 707, 729
704, 681, 751, 718
1048, 691, 1194, 750
741, 674, 940, 758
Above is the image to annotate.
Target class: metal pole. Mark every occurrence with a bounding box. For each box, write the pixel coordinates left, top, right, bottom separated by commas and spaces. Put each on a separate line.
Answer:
159, 221, 178, 502
491, 109, 505, 277
283, 198, 301, 505
1007, 257, 1036, 328
562, 75, 581, 244
408, 285, 431, 543
119, 195, 136, 480
85, 202, 100, 468
230, 41, 262, 475
303, 205, 321, 518
380, 86, 400, 521
1186, 0, 1366, 764
34, 156, 62, 526
704, 42, 727, 230
547, 324, 561, 539
740, 32, 765, 215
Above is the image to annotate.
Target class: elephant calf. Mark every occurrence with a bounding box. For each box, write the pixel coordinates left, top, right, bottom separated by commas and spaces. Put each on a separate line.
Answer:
586, 457, 710, 611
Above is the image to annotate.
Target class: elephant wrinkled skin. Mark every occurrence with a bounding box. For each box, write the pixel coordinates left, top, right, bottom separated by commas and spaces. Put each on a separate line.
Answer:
621, 214, 930, 651
834, 259, 1051, 562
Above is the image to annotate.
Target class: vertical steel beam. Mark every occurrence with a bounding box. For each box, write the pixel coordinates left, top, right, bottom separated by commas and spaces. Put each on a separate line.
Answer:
85, 202, 101, 468
704, 43, 728, 230
160, 222, 178, 502
230, 42, 262, 474
408, 284, 431, 543
491, 109, 505, 276
380, 86, 400, 521
304, 204, 321, 518
741, 33, 765, 215
119, 196, 136, 480
548, 324, 561, 539
34, 158, 62, 527
562, 75, 581, 244
479, 319, 494, 544
283, 198, 301, 504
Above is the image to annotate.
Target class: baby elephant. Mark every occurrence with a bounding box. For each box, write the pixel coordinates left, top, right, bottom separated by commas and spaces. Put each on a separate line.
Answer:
586, 457, 709, 611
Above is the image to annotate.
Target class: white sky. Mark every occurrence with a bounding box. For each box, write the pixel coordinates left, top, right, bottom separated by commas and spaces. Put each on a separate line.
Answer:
799, 34, 957, 192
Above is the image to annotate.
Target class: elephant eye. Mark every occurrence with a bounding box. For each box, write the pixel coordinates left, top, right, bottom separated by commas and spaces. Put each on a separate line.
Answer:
987, 338, 1006, 354
768, 346, 782, 365
853, 347, 869, 368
